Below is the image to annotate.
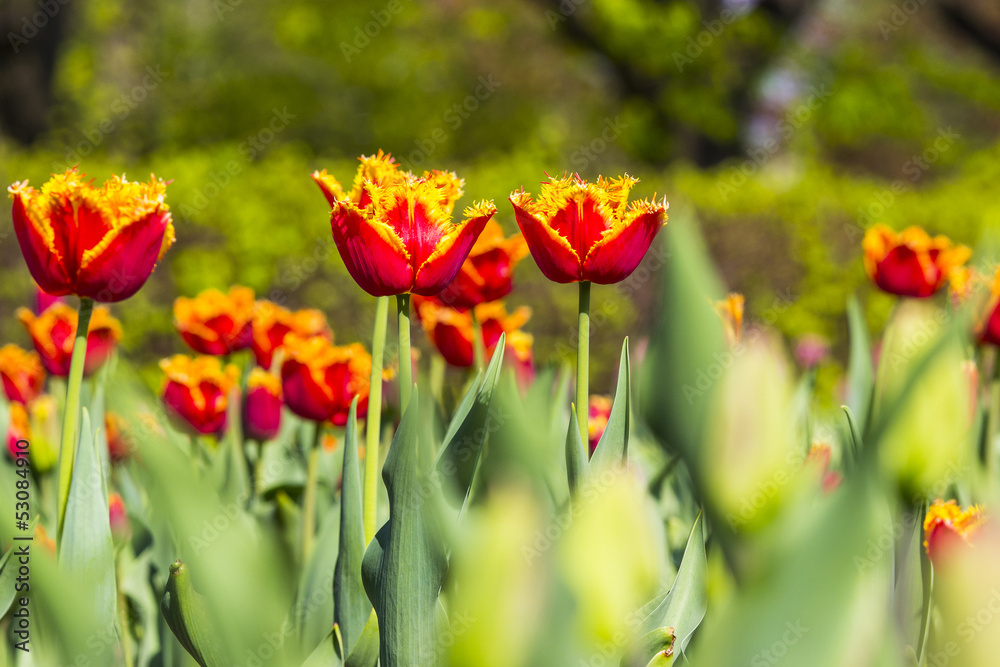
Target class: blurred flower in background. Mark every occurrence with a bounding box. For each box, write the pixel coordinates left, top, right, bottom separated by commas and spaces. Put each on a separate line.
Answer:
924, 499, 986, 564
105, 412, 132, 462
17, 302, 122, 376
436, 219, 529, 309
714, 292, 745, 346
415, 296, 531, 368
863, 225, 970, 298
0, 344, 45, 404
5, 402, 30, 459
160, 354, 240, 436
251, 301, 330, 369
244, 367, 282, 441
587, 394, 613, 455
174, 285, 255, 356
280, 334, 371, 425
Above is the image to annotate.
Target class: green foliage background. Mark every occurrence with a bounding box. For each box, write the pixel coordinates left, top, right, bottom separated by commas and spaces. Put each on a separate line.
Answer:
2, 0, 1000, 392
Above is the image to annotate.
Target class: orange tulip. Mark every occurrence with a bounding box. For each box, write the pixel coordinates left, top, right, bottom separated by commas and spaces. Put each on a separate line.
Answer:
436, 220, 529, 309
17, 302, 122, 376
251, 301, 331, 369
280, 334, 371, 426
414, 296, 531, 368
924, 499, 986, 564
0, 344, 45, 404
160, 355, 240, 436
174, 286, 255, 356
509, 174, 667, 284
863, 225, 970, 298
313, 152, 497, 297
9, 168, 174, 302
244, 368, 283, 441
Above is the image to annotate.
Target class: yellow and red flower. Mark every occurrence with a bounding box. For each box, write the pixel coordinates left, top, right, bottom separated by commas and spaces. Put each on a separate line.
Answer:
160, 355, 240, 436
0, 344, 45, 404
280, 334, 371, 426
509, 174, 667, 285
108, 492, 130, 546
244, 368, 283, 441
106, 412, 132, 462
313, 152, 497, 297
251, 301, 331, 369
8, 169, 174, 302
17, 302, 122, 376
414, 296, 531, 368
977, 268, 1000, 347
588, 395, 613, 455
174, 286, 255, 356
863, 225, 970, 298
436, 220, 529, 309
35, 285, 63, 313
924, 499, 986, 564
714, 293, 745, 346
6, 402, 30, 459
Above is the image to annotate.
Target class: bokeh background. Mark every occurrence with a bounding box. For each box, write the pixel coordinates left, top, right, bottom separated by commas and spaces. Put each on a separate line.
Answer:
1, 0, 998, 394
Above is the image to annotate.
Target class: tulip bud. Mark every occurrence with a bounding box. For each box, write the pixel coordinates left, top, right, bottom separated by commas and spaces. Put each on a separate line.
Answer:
6, 403, 30, 459
244, 368, 282, 441
109, 492, 131, 547
874, 300, 970, 496
923, 499, 985, 565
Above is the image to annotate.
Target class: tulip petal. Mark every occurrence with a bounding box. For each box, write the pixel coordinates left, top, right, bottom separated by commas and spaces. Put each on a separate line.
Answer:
413, 204, 495, 296
583, 205, 666, 284
10, 190, 72, 295
75, 211, 172, 302
510, 194, 581, 283
331, 203, 412, 297
312, 171, 346, 207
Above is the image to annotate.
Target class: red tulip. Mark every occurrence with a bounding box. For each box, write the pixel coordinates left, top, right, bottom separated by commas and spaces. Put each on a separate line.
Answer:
244, 368, 282, 441
108, 493, 130, 545
251, 301, 331, 369
8, 169, 174, 302
863, 224, 970, 298
174, 286, 255, 356
924, 499, 986, 564
0, 344, 45, 404
436, 220, 529, 309
160, 355, 240, 436
35, 286, 63, 313
977, 268, 1000, 347
280, 334, 371, 426
6, 402, 30, 459
17, 302, 122, 376
509, 174, 667, 284
313, 152, 496, 297
414, 296, 531, 368
587, 395, 613, 455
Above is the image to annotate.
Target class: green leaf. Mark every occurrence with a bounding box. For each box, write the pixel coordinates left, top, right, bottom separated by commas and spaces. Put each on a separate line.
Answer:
623, 626, 676, 667
565, 408, 588, 496
846, 295, 873, 434
120, 550, 162, 667
344, 611, 380, 667
590, 339, 631, 471
640, 512, 707, 653
160, 560, 227, 667
362, 386, 448, 666
434, 336, 505, 507
0, 517, 35, 619
296, 503, 339, 652
302, 627, 344, 667
842, 405, 863, 465
335, 398, 372, 654
58, 408, 116, 635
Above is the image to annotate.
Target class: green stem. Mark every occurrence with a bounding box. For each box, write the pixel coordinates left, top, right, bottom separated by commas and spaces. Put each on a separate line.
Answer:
56, 296, 94, 542
429, 354, 445, 405
302, 423, 322, 563
397, 294, 412, 412
363, 295, 389, 543
470, 307, 486, 370
576, 281, 591, 447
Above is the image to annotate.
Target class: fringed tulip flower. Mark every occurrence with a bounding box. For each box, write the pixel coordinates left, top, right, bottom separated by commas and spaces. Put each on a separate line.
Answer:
509, 174, 667, 285
160, 355, 240, 436
714, 293, 745, 346
174, 286, 255, 356
0, 344, 45, 404
863, 224, 970, 298
414, 296, 531, 368
8, 169, 174, 302
588, 395, 613, 456
316, 155, 496, 297
924, 499, 986, 564
251, 301, 331, 369
437, 220, 528, 309
280, 334, 371, 426
244, 368, 283, 441
6, 402, 30, 459
17, 302, 122, 376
